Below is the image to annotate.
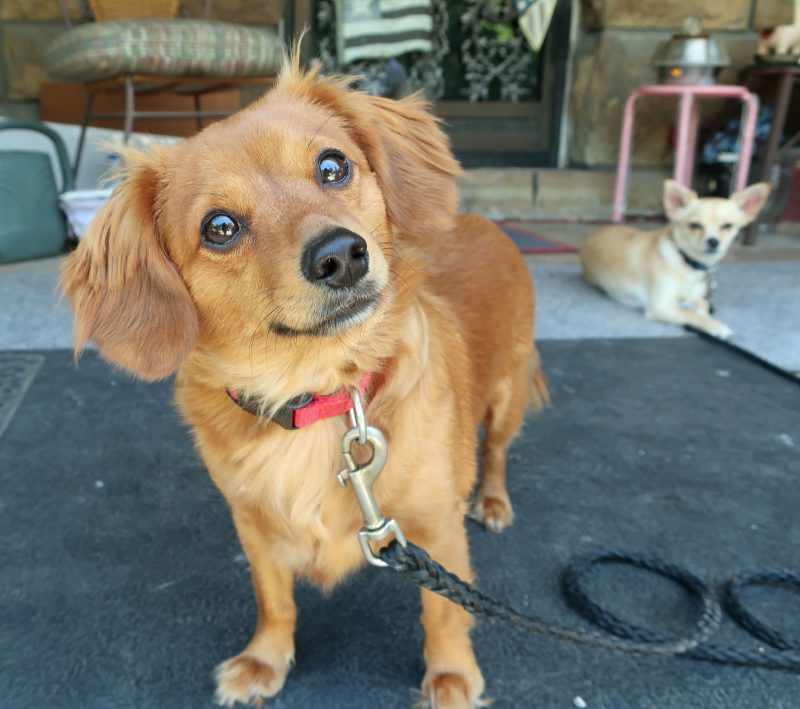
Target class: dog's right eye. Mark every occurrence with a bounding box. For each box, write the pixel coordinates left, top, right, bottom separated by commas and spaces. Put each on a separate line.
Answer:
317, 150, 351, 186
201, 212, 241, 248
689, 222, 703, 231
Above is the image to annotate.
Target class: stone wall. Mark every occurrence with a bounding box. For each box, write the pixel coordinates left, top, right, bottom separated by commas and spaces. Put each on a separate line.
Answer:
0, 0, 78, 118
1, 0, 794, 172
569, 0, 794, 167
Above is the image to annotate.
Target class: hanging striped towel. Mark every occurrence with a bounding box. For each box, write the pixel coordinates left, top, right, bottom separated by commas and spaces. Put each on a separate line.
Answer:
516, 0, 558, 52
335, 0, 434, 64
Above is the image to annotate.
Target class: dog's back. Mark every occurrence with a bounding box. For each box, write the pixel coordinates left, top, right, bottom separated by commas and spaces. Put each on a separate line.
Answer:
424, 214, 546, 417
580, 224, 662, 307
422, 214, 548, 529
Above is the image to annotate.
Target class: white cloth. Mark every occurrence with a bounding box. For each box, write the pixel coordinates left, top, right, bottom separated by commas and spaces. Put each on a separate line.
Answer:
516, 0, 557, 52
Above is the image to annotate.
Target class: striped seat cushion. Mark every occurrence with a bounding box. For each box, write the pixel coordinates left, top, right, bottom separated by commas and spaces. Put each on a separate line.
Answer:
44, 19, 282, 83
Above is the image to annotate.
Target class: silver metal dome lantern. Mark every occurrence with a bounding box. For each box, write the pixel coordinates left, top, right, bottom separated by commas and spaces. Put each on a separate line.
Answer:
652, 16, 731, 86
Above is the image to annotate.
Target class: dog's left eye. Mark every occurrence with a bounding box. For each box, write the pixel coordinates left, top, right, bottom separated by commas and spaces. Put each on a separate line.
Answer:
201, 212, 240, 248
318, 150, 351, 186
721, 223, 733, 230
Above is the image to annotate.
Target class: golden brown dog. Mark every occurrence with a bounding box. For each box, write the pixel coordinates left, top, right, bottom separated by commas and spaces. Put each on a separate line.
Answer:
61, 54, 548, 708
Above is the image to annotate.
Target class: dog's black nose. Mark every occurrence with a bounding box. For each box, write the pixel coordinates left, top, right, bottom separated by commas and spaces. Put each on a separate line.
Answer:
707, 237, 720, 250
302, 229, 369, 289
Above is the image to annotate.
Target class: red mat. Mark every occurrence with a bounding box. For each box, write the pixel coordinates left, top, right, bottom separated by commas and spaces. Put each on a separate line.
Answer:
495, 219, 578, 254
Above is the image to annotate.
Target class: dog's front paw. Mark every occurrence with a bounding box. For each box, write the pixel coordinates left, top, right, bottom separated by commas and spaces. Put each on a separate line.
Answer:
214, 652, 292, 707
419, 668, 487, 709
471, 495, 515, 533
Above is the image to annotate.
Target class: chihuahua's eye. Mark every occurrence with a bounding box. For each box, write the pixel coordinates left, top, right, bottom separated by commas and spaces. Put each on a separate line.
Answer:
721, 223, 733, 230
201, 212, 240, 248
689, 222, 703, 231
318, 150, 351, 186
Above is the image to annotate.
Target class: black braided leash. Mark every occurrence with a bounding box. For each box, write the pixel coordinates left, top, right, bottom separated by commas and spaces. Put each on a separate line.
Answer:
372, 328, 800, 670
725, 570, 800, 653
378, 541, 800, 671
684, 324, 800, 387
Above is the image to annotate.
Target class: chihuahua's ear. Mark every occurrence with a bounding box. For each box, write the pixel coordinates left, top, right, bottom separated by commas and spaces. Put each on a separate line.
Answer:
663, 179, 698, 219
60, 151, 198, 380
731, 182, 771, 225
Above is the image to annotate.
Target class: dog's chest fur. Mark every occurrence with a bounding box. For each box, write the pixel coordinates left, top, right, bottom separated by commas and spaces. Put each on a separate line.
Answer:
194, 408, 370, 585
657, 237, 710, 305
192, 398, 463, 588
177, 300, 473, 590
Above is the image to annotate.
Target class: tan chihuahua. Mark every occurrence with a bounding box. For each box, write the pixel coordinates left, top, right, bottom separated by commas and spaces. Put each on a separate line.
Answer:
580, 180, 771, 339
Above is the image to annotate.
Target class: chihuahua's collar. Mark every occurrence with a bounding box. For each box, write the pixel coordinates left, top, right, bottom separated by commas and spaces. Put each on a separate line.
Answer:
669, 234, 713, 272
677, 248, 712, 272
226, 372, 372, 430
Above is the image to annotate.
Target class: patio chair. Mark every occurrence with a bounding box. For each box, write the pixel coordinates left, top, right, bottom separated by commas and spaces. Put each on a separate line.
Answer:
44, 0, 286, 175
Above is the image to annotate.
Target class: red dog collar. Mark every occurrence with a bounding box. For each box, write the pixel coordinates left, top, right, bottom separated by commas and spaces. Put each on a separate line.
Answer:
226, 372, 372, 430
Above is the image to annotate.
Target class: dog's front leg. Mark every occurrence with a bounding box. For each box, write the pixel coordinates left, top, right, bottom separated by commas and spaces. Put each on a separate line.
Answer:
418, 520, 485, 709
648, 305, 732, 339
214, 509, 296, 707
646, 291, 733, 339
696, 297, 711, 315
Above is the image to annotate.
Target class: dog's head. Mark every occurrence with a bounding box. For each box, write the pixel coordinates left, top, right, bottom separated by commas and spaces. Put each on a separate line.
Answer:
662, 180, 771, 265
61, 56, 461, 388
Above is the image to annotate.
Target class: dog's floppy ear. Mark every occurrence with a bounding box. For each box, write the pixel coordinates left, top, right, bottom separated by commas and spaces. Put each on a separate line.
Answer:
346, 92, 463, 234
280, 61, 462, 234
60, 151, 198, 380
731, 182, 771, 225
663, 179, 697, 219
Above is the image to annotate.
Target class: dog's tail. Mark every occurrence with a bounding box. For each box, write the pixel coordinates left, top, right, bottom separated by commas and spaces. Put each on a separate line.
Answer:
528, 345, 551, 413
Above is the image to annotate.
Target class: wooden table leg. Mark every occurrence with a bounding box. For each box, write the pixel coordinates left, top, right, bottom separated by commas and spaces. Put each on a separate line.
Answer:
744, 70, 795, 245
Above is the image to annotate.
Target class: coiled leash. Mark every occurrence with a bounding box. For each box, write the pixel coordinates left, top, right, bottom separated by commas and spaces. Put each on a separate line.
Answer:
339, 392, 800, 672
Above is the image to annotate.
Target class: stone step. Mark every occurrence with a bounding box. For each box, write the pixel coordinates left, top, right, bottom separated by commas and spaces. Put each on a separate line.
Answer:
458, 167, 671, 220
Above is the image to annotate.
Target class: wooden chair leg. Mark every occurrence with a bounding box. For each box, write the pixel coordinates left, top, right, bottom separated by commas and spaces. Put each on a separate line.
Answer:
194, 94, 204, 132
123, 75, 135, 143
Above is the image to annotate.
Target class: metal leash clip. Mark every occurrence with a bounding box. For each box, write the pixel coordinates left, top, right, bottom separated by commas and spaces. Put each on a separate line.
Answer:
338, 392, 406, 567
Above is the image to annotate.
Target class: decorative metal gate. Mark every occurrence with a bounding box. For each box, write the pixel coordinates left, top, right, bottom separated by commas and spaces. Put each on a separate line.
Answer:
311, 0, 571, 167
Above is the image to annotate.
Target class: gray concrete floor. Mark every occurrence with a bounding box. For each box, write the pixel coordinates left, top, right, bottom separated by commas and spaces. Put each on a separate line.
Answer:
3, 222, 799, 369
1, 255, 74, 351
525, 221, 800, 371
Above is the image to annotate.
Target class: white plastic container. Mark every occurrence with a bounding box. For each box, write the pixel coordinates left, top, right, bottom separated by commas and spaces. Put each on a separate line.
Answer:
59, 188, 113, 239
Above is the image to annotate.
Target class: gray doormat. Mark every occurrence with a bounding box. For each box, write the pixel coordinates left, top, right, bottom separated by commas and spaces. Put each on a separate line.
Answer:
0, 353, 43, 438
1, 341, 798, 708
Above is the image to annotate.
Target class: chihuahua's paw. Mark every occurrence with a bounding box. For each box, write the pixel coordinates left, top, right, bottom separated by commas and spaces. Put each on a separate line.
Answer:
419, 669, 488, 709
471, 495, 515, 533
705, 320, 733, 340
214, 652, 292, 707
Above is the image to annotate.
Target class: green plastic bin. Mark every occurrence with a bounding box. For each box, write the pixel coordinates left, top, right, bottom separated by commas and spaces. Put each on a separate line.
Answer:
0, 121, 74, 263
